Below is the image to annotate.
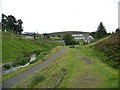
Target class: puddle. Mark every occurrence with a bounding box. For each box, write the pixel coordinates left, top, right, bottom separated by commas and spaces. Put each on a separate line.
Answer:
81, 56, 91, 64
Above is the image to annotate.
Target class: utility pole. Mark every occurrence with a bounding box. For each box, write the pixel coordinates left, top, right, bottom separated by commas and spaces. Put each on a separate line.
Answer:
11, 27, 14, 42
11, 22, 18, 42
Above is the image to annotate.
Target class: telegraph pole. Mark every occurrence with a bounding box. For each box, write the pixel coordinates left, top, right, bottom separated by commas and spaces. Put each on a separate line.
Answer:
118, 1, 120, 28
11, 27, 14, 42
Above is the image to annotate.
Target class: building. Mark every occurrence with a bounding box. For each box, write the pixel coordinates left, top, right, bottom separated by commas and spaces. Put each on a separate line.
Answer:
85, 36, 94, 44
72, 34, 86, 40
72, 34, 94, 44
22, 32, 44, 39
55, 40, 65, 45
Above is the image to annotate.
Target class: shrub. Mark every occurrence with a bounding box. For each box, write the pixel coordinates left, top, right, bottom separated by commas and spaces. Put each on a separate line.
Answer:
3, 64, 11, 69
70, 40, 79, 45
12, 57, 30, 67
69, 45, 75, 48
30, 74, 45, 87
29, 60, 37, 64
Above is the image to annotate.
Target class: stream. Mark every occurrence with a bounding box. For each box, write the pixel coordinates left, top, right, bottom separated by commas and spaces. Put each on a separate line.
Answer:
0, 54, 36, 76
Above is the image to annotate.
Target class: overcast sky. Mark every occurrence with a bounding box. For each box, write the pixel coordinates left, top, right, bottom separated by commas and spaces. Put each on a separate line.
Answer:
1, 0, 119, 34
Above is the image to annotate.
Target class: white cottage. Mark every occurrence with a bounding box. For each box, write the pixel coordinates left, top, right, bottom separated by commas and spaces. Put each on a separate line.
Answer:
72, 34, 94, 44
85, 36, 94, 44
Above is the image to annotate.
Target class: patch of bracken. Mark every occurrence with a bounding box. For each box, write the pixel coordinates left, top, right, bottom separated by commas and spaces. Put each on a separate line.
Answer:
94, 31, 120, 69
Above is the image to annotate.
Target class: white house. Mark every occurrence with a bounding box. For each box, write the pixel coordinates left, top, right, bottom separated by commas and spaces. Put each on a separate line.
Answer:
72, 34, 86, 40
85, 35, 94, 44
72, 34, 94, 44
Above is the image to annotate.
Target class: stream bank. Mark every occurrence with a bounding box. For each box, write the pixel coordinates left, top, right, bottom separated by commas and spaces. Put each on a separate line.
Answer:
1, 53, 37, 76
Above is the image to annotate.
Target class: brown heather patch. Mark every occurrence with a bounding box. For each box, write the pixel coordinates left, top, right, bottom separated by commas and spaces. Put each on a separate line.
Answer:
94, 32, 120, 68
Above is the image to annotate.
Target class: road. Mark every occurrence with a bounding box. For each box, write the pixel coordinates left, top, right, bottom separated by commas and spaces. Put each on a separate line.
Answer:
1, 46, 67, 88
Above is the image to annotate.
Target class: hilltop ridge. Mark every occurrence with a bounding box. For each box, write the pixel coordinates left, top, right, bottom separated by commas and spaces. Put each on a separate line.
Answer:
49, 31, 91, 36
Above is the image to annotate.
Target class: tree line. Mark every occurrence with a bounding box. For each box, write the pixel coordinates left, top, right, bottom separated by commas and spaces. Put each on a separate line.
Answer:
1, 13, 23, 34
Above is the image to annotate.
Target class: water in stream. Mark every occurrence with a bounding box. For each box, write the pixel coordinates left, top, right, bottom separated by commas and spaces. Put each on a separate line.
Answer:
0, 54, 36, 76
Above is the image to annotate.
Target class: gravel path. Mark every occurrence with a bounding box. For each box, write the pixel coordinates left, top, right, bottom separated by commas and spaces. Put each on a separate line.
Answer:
1, 46, 67, 88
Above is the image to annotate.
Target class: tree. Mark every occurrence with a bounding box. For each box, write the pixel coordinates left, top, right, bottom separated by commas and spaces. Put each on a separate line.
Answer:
97, 22, 107, 39
63, 33, 79, 45
43, 33, 50, 38
14, 19, 23, 34
33, 33, 37, 40
116, 28, 120, 33
91, 22, 107, 39
7, 15, 16, 32
90, 32, 95, 38
1, 13, 24, 34
1, 14, 7, 31
63, 33, 73, 45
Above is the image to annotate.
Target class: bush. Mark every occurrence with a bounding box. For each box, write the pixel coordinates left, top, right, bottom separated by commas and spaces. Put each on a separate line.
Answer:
30, 60, 37, 64
3, 64, 11, 69
70, 40, 79, 45
23, 51, 33, 58
69, 45, 75, 48
30, 74, 45, 87
12, 57, 30, 67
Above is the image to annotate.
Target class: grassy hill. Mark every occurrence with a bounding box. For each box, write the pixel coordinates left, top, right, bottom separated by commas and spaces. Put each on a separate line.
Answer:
93, 32, 120, 68
0, 31, 1, 64
49, 31, 90, 36
2, 32, 62, 64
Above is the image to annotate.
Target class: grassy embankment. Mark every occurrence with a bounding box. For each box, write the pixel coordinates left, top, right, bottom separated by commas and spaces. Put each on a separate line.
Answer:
0, 30, 2, 83
13, 36, 118, 88
0, 30, 2, 64
94, 32, 120, 68
1, 32, 63, 82
2, 32, 62, 63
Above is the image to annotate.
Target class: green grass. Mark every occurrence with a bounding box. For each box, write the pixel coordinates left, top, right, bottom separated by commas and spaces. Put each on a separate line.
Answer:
94, 32, 120, 69
89, 35, 111, 46
1, 31, 63, 82
0, 30, 2, 83
3, 32, 118, 88
0, 31, 2, 64
59, 46, 118, 88
1, 46, 61, 83
12, 49, 68, 88
12, 46, 118, 88
2, 32, 62, 63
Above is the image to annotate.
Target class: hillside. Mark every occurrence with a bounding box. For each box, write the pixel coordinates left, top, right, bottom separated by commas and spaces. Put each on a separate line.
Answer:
2, 32, 62, 64
94, 32, 120, 68
0, 31, 1, 64
2, 31, 118, 88
49, 31, 90, 36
